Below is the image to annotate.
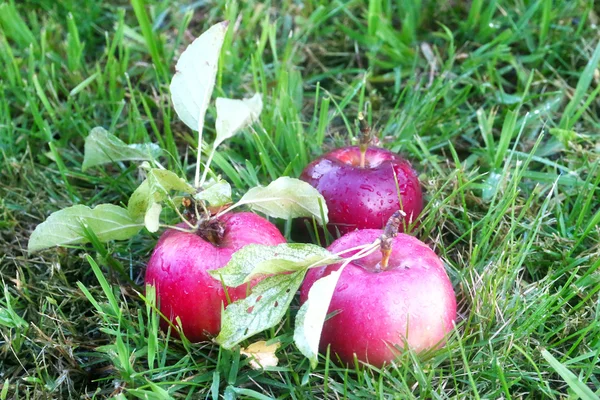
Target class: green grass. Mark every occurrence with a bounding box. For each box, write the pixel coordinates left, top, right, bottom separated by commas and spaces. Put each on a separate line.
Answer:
1, 0, 600, 398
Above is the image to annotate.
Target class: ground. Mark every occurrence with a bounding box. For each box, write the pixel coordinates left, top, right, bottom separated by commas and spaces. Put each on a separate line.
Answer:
1, 0, 599, 398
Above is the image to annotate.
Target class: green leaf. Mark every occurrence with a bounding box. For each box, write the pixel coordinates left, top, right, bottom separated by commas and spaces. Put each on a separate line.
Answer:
170, 21, 228, 132
540, 349, 598, 400
82, 127, 161, 171
28, 204, 144, 253
238, 177, 329, 225
216, 271, 306, 349
144, 202, 162, 233
294, 267, 344, 368
128, 169, 195, 231
214, 94, 263, 148
209, 243, 338, 287
147, 169, 195, 196
194, 179, 232, 207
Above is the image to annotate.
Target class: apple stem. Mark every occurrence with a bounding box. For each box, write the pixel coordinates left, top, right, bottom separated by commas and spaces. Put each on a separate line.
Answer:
359, 146, 367, 168
379, 210, 403, 271
357, 112, 371, 168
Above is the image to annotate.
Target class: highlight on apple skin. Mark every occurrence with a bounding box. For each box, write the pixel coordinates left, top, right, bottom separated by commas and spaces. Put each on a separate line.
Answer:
145, 212, 286, 342
300, 146, 423, 236
300, 229, 457, 367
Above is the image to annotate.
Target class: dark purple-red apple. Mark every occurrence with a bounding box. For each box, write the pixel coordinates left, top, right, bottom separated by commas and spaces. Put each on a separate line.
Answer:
300, 229, 456, 367
145, 212, 286, 342
300, 146, 423, 235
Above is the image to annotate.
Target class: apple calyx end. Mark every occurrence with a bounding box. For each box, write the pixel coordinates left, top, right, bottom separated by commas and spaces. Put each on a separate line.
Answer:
197, 217, 226, 246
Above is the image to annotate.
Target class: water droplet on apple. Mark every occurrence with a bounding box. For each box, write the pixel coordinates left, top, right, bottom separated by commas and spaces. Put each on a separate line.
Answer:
360, 184, 374, 192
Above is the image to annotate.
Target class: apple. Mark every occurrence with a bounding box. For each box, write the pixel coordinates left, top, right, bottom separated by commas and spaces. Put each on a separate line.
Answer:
300, 229, 456, 367
145, 212, 286, 342
300, 146, 423, 236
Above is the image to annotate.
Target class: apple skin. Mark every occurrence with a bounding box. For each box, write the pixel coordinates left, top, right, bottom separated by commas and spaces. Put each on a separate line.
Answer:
145, 212, 286, 342
300, 146, 423, 236
300, 229, 456, 367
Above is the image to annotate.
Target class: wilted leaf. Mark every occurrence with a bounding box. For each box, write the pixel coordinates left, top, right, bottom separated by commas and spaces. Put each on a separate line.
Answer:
82, 127, 161, 171
170, 21, 228, 132
294, 268, 344, 368
28, 204, 144, 253
240, 340, 280, 369
238, 177, 328, 225
215, 94, 263, 148
194, 179, 232, 207
210, 243, 338, 287
216, 271, 306, 349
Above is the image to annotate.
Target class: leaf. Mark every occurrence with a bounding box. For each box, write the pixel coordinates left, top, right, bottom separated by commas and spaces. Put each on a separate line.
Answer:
209, 243, 338, 287
170, 21, 228, 132
215, 94, 263, 148
128, 169, 195, 229
144, 202, 162, 233
240, 340, 280, 369
28, 204, 144, 253
238, 177, 329, 225
194, 179, 232, 207
294, 268, 344, 368
541, 349, 598, 400
82, 127, 162, 171
147, 169, 195, 196
216, 271, 306, 349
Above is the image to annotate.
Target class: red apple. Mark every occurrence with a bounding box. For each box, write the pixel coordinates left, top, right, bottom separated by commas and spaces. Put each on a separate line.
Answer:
300, 146, 423, 235
145, 212, 286, 342
300, 229, 456, 367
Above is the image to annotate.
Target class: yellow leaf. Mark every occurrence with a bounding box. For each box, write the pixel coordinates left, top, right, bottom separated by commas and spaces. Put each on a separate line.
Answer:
240, 341, 280, 369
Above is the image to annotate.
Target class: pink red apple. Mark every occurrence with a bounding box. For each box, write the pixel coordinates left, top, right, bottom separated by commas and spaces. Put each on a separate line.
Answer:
300, 146, 423, 235
145, 212, 286, 342
300, 229, 456, 367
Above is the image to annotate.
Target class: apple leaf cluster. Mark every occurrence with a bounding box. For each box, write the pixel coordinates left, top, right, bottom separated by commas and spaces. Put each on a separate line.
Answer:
28, 21, 326, 255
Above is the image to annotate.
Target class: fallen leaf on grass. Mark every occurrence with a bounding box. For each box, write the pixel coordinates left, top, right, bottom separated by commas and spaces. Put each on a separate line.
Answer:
240, 341, 280, 369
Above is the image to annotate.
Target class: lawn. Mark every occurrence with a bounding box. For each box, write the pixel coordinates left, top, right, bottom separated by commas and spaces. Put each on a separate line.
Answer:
1, 0, 600, 398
